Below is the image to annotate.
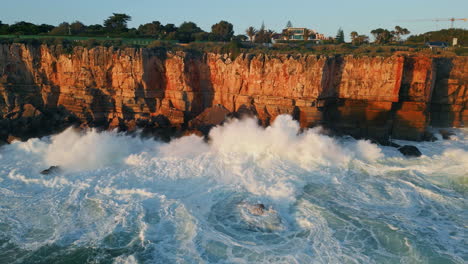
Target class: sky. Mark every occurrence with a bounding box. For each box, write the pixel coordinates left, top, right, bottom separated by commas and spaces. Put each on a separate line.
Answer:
1, 0, 467, 40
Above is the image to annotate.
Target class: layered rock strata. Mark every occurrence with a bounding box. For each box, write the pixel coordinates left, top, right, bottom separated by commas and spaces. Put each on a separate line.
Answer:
0, 44, 466, 142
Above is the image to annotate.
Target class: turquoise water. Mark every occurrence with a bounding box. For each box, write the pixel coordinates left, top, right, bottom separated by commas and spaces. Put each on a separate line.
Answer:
0, 115, 466, 263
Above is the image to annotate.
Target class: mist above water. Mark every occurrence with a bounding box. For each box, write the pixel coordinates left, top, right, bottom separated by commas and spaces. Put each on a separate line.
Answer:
0, 115, 466, 263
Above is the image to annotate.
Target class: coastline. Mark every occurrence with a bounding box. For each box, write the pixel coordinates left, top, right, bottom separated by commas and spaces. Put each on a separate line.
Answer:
0, 44, 467, 144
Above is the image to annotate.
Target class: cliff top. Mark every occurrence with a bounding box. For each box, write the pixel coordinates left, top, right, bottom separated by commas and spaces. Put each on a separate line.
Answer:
1, 37, 467, 58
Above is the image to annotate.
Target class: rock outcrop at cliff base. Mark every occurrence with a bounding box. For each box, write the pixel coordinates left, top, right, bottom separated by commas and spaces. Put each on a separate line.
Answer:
0, 44, 467, 142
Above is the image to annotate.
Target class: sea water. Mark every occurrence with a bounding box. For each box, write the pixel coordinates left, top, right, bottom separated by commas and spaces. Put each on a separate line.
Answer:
0, 115, 466, 264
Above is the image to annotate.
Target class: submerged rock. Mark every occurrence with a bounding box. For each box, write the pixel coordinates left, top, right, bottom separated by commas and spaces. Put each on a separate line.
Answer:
439, 129, 455, 140
247, 204, 266, 216
238, 202, 284, 232
422, 131, 438, 142
376, 139, 401, 148
398, 145, 422, 157
40, 166, 61, 175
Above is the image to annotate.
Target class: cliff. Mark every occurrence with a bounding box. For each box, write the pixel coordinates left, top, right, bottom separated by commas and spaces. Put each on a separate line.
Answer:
0, 44, 467, 142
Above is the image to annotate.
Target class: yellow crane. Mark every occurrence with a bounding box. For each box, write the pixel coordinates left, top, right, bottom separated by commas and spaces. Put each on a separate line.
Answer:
398, 17, 468, 28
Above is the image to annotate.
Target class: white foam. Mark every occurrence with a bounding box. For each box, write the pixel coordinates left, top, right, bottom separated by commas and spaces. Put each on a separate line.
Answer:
0, 115, 466, 263
44, 128, 155, 171
353, 140, 384, 162
97, 186, 156, 198
209, 115, 356, 169
113, 255, 138, 264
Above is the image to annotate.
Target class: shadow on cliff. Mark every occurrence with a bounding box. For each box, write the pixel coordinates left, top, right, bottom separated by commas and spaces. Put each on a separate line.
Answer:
388, 57, 425, 141
86, 88, 115, 127
320, 56, 349, 135
2, 45, 44, 111
389, 57, 454, 141
184, 50, 215, 119
430, 57, 456, 127
129, 48, 175, 138
0, 44, 80, 142
138, 48, 168, 115
319, 56, 399, 141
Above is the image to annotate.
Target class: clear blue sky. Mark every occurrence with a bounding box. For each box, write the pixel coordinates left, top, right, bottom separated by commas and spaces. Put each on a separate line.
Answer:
1, 0, 467, 40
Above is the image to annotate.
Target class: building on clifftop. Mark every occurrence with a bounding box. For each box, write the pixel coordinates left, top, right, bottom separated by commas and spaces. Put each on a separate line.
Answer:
280, 27, 328, 42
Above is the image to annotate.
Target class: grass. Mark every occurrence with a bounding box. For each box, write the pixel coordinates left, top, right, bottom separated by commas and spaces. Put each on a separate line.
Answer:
0, 34, 160, 46
0, 35, 466, 57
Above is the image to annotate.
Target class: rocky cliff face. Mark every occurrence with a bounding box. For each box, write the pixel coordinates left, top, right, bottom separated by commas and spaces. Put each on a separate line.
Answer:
0, 44, 467, 142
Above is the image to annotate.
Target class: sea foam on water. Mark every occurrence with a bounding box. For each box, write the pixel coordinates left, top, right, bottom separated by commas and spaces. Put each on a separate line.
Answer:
0, 115, 466, 263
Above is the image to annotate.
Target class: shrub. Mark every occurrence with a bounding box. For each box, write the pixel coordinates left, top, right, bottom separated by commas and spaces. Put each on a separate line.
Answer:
85, 39, 99, 49
454, 47, 468, 56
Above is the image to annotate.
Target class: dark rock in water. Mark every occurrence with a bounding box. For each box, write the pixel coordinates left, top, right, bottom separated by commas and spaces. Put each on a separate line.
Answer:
439, 129, 455, 140
398, 145, 422, 157
40, 166, 61, 175
248, 204, 266, 216
376, 139, 401, 148
422, 131, 437, 142
387, 141, 401, 148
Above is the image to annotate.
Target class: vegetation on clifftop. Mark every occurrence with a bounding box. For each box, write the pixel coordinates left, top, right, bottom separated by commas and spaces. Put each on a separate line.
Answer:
407, 28, 468, 44
1, 38, 466, 58
0, 13, 467, 57
1, 13, 467, 45
0, 14, 242, 43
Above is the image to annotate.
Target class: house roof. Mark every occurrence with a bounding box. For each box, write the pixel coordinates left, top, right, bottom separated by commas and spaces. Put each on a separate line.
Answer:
425, 41, 448, 46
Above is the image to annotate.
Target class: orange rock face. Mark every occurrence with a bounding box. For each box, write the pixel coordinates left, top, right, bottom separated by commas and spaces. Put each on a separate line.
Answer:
0, 43, 467, 141
431, 57, 468, 127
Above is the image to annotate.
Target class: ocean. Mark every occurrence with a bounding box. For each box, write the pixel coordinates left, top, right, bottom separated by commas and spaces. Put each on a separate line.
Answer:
0, 115, 466, 264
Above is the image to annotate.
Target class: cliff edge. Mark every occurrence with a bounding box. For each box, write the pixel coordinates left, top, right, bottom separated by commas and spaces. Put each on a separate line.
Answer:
0, 44, 467, 142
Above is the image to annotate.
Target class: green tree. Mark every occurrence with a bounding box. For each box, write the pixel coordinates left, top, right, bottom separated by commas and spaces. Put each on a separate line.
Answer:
254, 22, 272, 43
354, 34, 369, 45
164, 24, 177, 33
335, 28, 345, 43
246, 26, 257, 42
37, 24, 54, 34
350, 31, 369, 45
406, 29, 468, 45
8, 21, 43, 35
50, 22, 70, 35
392, 26, 410, 41
165, 31, 177, 40
0, 21, 8, 34
176, 21, 202, 43
138, 21, 163, 37
104, 13, 131, 33
286, 20, 293, 28
359, 35, 369, 44
211, 20, 234, 41
85, 24, 105, 35
371, 28, 394, 44
193, 32, 209, 41
70, 21, 85, 35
